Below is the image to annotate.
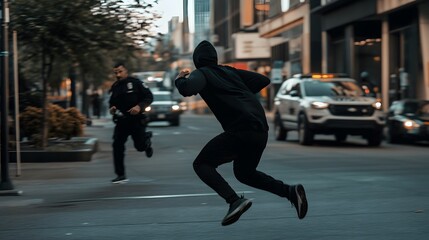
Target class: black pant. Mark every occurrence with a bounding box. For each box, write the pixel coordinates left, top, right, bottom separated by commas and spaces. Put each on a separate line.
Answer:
193, 131, 289, 204
112, 116, 149, 177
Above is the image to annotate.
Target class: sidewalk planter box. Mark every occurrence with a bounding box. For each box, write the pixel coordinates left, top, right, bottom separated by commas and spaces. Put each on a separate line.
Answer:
9, 137, 98, 163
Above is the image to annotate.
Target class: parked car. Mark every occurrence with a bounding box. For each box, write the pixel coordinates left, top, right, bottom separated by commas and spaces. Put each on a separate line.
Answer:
386, 99, 429, 143
273, 73, 385, 146
145, 91, 183, 126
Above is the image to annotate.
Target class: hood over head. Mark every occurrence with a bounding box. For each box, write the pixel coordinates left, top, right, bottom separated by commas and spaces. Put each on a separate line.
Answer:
193, 40, 218, 69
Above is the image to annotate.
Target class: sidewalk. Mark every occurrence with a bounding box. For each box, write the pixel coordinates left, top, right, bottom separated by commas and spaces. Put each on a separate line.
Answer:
0, 117, 115, 206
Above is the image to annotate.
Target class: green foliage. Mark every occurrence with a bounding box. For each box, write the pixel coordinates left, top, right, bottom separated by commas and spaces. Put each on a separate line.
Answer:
10, 0, 161, 147
11, 0, 161, 52
20, 104, 87, 145
11, 0, 162, 88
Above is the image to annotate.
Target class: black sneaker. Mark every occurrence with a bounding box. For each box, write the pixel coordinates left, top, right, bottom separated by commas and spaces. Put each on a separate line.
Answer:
145, 131, 153, 139
221, 197, 252, 226
145, 147, 153, 158
111, 176, 129, 184
289, 184, 308, 219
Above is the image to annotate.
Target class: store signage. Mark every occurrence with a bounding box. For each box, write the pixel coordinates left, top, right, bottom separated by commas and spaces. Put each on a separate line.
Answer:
233, 32, 271, 59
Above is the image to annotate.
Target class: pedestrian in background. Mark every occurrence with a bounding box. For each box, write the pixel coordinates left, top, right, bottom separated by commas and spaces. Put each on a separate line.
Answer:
175, 40, 308, 226
91, 88, 101, 119
109, 63, 154, 184
360, 71, 377, 97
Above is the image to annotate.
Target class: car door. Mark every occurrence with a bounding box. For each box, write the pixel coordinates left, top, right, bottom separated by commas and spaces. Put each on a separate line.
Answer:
387, 101, 403, 132
285, 81, 301, 129
274, 81, 291, 123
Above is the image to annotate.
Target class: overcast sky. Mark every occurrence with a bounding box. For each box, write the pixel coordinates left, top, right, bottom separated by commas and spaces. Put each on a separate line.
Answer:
154, 0, 194, 33
154, 0, 181, 33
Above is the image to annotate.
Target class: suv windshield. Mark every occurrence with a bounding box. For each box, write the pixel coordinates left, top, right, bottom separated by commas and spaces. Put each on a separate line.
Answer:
404, 101, 429, 116
153, 93, 172, 101
420, 102, 429, 116
303, 80, 363, 97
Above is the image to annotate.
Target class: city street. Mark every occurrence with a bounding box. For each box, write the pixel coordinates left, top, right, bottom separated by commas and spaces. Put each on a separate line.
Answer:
0, 112, 428, 240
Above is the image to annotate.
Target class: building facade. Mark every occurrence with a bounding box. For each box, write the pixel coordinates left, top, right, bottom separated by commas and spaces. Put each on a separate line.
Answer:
314, 0, 429, 110
170, 0, 429, 111
258, 0, 429, 111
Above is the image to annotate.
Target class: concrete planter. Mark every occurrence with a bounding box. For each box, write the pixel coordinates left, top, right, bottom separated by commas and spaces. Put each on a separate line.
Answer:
9, 137, 98, 163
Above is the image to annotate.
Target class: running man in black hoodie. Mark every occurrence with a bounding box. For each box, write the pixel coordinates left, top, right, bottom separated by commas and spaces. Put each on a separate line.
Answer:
175, 41, 308, 226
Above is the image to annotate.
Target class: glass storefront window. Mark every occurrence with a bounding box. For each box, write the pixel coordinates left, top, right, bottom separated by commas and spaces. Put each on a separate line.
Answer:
354, 37, 382, 91
330, 39, 346, 73
271, 24, 303, 75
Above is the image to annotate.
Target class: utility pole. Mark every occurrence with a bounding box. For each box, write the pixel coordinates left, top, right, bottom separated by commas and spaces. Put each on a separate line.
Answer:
0, 0, 20, 195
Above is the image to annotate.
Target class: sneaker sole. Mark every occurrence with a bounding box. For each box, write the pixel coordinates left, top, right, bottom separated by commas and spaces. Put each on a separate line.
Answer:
221, 199, 253, 226
111, 179, 129, 184
146, 147, 153, 158
295, 184, 308, 219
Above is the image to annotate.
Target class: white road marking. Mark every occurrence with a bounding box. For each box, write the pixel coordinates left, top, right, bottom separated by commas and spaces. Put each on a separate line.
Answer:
100, 191, 254, 200
187, 126, 200, 130
59, 191, 254, 203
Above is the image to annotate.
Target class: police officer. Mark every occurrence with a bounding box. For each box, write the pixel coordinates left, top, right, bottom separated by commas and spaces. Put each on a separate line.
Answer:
109, 63, 154, 184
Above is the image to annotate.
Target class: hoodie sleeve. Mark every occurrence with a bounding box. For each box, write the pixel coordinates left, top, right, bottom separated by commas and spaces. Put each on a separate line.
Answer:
175, 70, 207, 97
235, 69, 270, 93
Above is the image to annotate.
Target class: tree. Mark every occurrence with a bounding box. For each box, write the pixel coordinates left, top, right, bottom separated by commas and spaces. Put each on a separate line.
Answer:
10, 0, 161, 147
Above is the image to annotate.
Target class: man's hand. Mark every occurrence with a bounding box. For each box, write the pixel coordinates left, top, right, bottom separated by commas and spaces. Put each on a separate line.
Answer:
176, 69, 190, 79
128, 105, 141, 115
109, 106, 117, 115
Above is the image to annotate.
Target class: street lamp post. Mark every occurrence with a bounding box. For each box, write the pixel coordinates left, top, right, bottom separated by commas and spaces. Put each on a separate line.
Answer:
0, 0, 20, 195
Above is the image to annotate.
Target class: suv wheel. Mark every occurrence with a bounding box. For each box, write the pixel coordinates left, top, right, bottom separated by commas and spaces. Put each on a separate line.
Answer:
298, 114, 314, 145
274, 115, 287, 141
386, 125, 401, 143
367, 130, 383, 146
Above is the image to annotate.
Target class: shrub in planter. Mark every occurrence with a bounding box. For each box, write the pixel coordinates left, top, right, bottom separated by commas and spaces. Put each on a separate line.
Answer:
19, 104, 87, 144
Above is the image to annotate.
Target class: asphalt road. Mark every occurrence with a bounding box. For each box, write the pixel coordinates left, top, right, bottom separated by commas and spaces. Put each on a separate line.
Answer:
1, 112, 428, 240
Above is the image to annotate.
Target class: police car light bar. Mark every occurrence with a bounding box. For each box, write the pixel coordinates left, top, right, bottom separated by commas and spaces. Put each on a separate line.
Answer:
293, 73, 349, 79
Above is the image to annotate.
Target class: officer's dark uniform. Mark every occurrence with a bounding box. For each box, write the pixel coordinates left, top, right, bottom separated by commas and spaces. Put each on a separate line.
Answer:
109, 76, 153, 178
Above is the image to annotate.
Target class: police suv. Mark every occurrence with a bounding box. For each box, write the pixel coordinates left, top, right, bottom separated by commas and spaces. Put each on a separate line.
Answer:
273, 74, 385, 146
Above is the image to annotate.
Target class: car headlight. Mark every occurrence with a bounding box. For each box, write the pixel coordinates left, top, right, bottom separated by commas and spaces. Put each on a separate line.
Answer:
372, 101, 382, 110
311, 101, 329, 109
171, 105, 180, 111
403, 120, 420, 130
145, 106, 151, 112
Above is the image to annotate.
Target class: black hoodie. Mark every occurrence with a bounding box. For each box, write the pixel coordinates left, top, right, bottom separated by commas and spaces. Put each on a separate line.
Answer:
175, 40, 270, 132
